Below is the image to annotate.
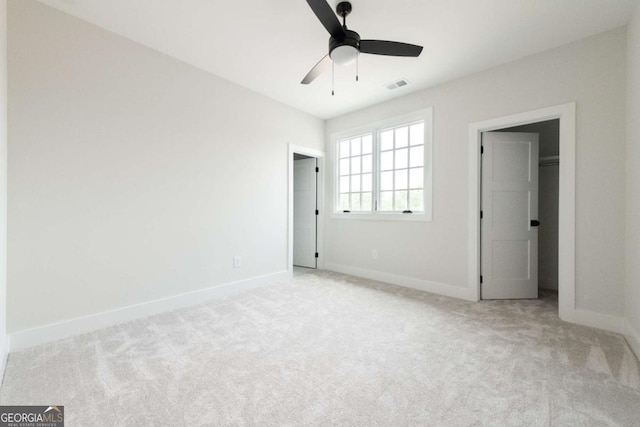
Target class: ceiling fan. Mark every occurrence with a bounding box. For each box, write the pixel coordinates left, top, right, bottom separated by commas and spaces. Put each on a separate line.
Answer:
301, 0, 423, 86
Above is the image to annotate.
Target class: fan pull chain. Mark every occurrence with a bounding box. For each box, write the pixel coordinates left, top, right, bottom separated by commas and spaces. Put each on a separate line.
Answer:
356, 53, 359, 82
332, 61, 335, 96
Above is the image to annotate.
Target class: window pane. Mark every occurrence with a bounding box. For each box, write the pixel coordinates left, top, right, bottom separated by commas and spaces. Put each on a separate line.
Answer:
380, 151, 394, 171
340, 194, 350, 210
395, 148, 408, 169
380, 191, 393, 211
362, 173, 372, 192
410, 123, 424, 146
351, 174, 361, 192
380, 171, 393, 191
351, 193, 361, 211
410, 146, 424, 167
395, 191, 408, 211
339, 158, 350, 175
351, 156, 361, 174
410, 190, 424, 211
395, 126, 408, 148
351, 138, 361, 156
340, 140, 350, 158
380, 130, 394, 151
395, 169, 408, 190
340, 176, 350, 193
362, 154, 372, 173
409, 167, 424, 189
362, 135, 373, 154
361, 192, 372, 210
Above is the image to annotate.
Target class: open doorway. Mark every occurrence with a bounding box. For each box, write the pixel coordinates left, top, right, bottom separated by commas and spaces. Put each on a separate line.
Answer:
288, 144, 325, 274
467, 102, 576, 322
482, 120, 559, 300
293, 154, 318, 268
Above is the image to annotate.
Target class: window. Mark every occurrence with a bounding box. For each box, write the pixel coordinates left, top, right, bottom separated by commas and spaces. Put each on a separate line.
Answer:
333, 108, 433, 221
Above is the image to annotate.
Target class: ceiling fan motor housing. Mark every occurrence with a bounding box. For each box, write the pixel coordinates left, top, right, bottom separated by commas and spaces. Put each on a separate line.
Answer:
329, 29, 360, 65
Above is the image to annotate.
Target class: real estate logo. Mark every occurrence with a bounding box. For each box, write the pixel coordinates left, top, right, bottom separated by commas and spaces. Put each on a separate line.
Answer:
0, 406, 64, 427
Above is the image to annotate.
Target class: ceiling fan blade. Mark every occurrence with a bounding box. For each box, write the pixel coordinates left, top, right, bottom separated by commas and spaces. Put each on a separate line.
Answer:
306, 0, 346, 39
359, 40, 423, 57
301, 54, 331, 84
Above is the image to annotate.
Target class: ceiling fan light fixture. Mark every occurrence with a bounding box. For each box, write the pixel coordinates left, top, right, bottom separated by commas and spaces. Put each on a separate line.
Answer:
330, 44, 358, 66
301, 1, 423, 86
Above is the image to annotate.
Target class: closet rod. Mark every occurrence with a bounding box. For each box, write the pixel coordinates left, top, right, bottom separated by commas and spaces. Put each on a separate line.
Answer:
539, 155, 559, 167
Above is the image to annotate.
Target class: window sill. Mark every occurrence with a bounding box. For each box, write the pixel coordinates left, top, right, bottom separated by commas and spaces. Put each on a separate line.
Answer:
330, 212, 432, 222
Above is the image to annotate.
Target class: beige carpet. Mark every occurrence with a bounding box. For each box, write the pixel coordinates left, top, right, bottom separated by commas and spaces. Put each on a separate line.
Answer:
1, 269, 639, 426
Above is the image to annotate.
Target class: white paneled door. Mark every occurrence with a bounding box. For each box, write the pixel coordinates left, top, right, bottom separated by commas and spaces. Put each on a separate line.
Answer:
481, 132, 539, 299
293, 158, 318, 268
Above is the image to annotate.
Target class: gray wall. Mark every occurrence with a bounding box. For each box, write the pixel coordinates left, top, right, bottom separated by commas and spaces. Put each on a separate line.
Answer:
7, 1, 324, 333
0, 0, 6, 362
325, 28, 627, 317
626, 5, 640, 351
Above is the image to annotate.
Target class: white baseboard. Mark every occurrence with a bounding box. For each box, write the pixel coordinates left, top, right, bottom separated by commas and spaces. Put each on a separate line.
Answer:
0, 334, 9, 385
625, 320, 640, 361
326, 263, 628, 336
9, 271, 289, 352
324, 262, 476, 301
559, 307, 625, 334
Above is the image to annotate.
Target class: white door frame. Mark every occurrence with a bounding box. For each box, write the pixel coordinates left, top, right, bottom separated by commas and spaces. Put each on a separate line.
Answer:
288, 144, 325, 275
468, 103, 575, 320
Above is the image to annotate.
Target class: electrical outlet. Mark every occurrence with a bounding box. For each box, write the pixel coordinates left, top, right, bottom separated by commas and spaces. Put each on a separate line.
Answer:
233, 256, 241, 268
372, 250, 378, 260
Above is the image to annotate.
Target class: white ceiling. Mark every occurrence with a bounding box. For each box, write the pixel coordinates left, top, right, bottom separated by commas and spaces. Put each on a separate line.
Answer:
38, 0, 638, 119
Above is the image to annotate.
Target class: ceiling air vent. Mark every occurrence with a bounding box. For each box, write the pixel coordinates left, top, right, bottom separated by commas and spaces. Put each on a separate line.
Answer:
386, 79, 410, 90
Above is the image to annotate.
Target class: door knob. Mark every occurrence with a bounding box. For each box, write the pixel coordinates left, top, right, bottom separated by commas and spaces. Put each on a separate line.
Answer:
531, 220, 540, 227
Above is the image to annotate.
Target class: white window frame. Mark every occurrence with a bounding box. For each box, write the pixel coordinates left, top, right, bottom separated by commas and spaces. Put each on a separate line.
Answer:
331, 107, 433, 221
